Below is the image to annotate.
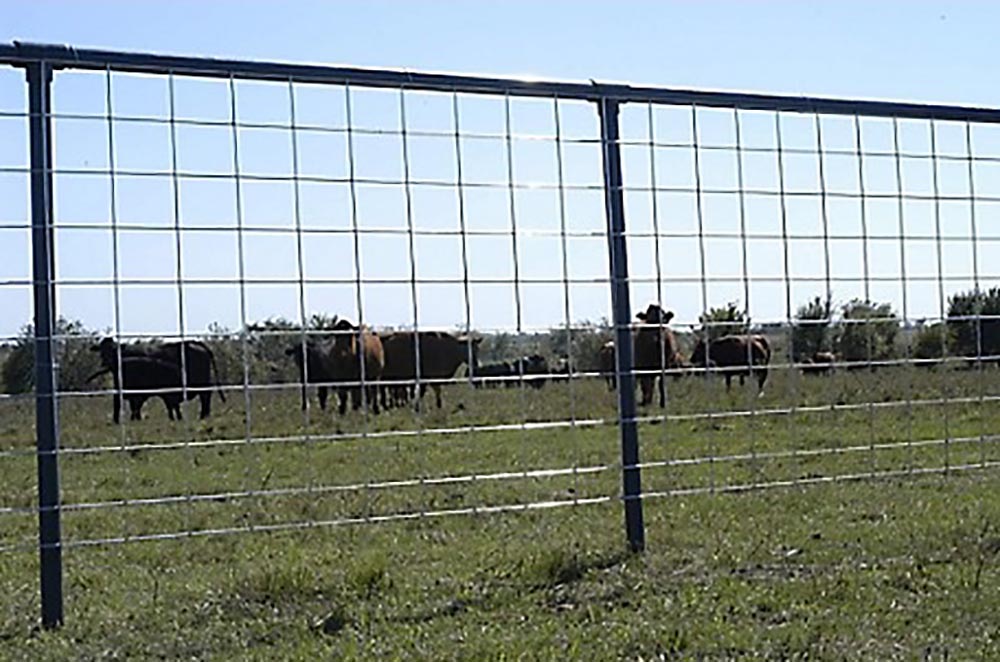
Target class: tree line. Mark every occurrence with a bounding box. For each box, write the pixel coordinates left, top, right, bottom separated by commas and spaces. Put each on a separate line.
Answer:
4, 287, 1000, 394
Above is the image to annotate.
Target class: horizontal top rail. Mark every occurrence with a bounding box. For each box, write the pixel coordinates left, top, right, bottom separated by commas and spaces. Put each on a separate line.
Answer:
3, 41, 1000, 123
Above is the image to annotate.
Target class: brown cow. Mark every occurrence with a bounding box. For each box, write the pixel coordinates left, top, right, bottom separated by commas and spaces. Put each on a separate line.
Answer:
690, 334, 770, 393
634, 304, 685, 407
801, 350, 837, 376
330, 319, 385, 415
286, 319, 384, 415
381, 331, 481, 410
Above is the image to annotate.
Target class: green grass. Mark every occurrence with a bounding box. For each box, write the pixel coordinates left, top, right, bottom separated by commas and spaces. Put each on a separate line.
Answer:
2, 365, 1000, 659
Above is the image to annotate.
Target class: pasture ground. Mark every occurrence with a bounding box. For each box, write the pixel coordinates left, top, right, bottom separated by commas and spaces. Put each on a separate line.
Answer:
2, 365, 1000, 659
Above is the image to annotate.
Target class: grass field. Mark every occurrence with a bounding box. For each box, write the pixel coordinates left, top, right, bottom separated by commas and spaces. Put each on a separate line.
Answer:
2, 364, 1000, 659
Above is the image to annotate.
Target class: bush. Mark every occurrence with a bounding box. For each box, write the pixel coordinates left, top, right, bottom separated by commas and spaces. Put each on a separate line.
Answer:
947, 287, 1000, 360
698, 302, 748, 342
835, 299, 898, 363
1, 318, 102, 394
791, 295, 833, 361
546, 320, 612, 371
912, 323, 949, 362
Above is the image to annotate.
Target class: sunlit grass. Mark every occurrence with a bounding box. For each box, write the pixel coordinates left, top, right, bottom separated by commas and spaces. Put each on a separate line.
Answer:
2, 365, 1000, 658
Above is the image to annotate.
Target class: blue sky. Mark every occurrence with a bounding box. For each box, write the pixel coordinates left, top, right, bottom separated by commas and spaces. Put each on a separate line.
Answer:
2, 1, 1000, 340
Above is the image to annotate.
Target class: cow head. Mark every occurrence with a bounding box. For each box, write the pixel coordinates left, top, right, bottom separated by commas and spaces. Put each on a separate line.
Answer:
457, 335, 483, 368
285, 340, 313, 368
330, 318, 360, 357
91, 337, 119, 367
636, 304, 674, 326
689, 339, 713, 368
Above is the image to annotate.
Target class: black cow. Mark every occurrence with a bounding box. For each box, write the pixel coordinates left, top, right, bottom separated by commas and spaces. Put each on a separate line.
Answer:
473, 361, 513, 388
689, 334, 771, 393
87, 355, 185, 423
551, 356, 573, 382
285, 338, 337, 412
380, 331, 481, 410
92, 338, 225, 418
509, 354, 549, 389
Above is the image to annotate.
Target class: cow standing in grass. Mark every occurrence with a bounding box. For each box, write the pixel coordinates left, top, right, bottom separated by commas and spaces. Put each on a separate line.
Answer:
286, 321, 384, 416
329, 318, 384, 415
633, 304, 685, 407
509, 354, 549, 389
801, 351, 837, 376
598, 341, 617, 391
90, 337, 226, 420
473, 361, 512, 389
381, 331, 481, 410
690, 334, 771, 394
87, 354, 185, 423
286, 337, 337, 412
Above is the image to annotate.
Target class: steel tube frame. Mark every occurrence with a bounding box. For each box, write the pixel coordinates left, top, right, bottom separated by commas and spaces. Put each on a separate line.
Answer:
10, 37, 1000, 620
599, 99, 645, 553
25, 59, 63, 629
5, 41, 1000, 122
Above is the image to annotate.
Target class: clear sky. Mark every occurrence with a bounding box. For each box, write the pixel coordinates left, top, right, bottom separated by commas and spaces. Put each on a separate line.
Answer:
3, 1, 1000, 340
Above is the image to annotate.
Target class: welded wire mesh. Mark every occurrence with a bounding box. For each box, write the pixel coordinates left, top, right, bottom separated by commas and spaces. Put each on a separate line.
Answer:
2, 51, 1000, 559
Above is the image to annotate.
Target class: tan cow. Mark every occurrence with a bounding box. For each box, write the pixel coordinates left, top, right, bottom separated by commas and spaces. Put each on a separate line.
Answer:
801, 350, 837, 376
633, 304, 685, 407
330, 318, 385, 415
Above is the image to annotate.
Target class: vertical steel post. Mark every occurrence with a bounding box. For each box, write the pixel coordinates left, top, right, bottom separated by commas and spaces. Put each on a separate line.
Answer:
26, 59, 64, 628
598, 97, 645, 553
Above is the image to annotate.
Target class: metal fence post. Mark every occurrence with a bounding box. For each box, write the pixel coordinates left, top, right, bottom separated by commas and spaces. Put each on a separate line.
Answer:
598, 96, 645, 553
26, 58, 64, 629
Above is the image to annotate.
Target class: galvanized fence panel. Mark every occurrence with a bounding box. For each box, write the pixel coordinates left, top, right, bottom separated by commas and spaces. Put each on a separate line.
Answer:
2, 42, 1000, 627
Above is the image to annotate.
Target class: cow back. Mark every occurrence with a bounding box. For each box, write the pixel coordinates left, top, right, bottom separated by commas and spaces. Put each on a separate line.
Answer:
702, 335, 769, 367
382, 331, 472, 381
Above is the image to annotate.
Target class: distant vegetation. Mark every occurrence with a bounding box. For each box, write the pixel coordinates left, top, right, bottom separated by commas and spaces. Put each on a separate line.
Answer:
7, 287, 1000, 394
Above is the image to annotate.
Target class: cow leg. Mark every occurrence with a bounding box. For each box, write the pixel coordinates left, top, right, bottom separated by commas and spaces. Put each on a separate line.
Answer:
300, 382, 308, 411
368, 385, 380, 414
113, 392, 122, 424
433, 384, 443, 409
338, 388, 349, 416
318, 386, 328, 411
199, 391, 211, 419
129, 396, 143, 420
724, 375, 732, 391
638, 376, 652, 406
756, 368, 768, 394
165, 397, 182, 421
658, 375, 665, 408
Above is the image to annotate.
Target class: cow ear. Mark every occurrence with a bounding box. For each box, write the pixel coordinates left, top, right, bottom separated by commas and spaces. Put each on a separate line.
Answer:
473, 337, 483, 346
636, 311, 647, 321
664, 311, 675, 323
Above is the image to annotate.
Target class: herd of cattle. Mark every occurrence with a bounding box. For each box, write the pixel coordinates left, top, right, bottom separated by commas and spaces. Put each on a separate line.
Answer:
85, 303, 842, 423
